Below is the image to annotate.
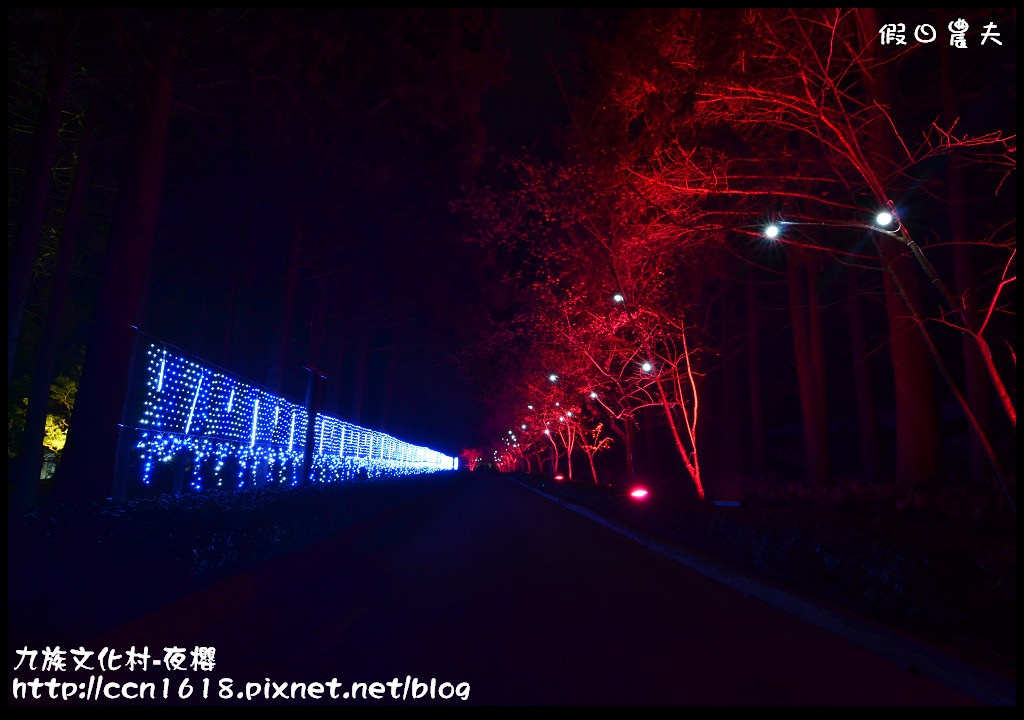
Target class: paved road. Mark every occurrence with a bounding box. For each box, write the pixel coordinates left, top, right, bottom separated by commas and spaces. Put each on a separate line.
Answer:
80, 473, 985, 706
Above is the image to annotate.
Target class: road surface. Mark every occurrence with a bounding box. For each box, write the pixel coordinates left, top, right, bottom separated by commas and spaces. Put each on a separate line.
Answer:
33, 473, 995, 706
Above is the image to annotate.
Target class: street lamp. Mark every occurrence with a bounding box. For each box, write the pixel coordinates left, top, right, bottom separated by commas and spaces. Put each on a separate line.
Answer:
763, 210, 903, 241
755, 205, 1013, 507
762, 209, 954, 314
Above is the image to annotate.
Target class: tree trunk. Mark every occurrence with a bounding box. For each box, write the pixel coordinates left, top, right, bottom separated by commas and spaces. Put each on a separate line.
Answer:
221, 263, 239, 368
941, 31, 994, 483
719, 284, 742, 491
8, 10, 75, 389
547, 435, 559, 475
654, 378, 705, 500
300, 368, 326, 485
268, 210, 302, 395
230, 239, 255, 373
807, 258, 827, 420
624, 420, 635, 484
351, 338, 369, 424
52, 12, 184, 503
857, 8, 943, 500
380, 337, 399, 432
807, 255, 830, 486
877, 248, 943, 498
13, 106, 94, 510
607, 418, 636, 485
787, 252, 829, 486
746, 273, 765, 482
847, 277, 883, 483
644, 407, 657, 478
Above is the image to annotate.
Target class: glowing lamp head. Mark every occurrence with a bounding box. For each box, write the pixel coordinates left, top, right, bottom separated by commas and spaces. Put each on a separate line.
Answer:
589, 391, 598, 399
641, 362, 653, 373
613, 293, 625, 303
521, 424, 527, 429
765, 224, 780, 239
629, 486, 649, 500
876, 211, 894, 227
549, 374, 558, 382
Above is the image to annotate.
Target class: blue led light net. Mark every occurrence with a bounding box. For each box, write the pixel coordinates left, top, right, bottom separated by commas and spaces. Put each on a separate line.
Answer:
126, 342, 456, 493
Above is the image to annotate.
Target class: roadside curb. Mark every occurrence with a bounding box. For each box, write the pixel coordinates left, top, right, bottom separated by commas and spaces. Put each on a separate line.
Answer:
515, 478, 1016, 707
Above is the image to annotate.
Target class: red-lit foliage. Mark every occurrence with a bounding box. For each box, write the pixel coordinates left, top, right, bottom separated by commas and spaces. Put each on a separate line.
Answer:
459, 152, 710, 498
460, 7, 1014, 511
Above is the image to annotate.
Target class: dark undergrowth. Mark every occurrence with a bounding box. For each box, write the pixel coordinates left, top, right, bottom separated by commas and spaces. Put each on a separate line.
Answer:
7, 469, 1015, 685
7, 472, 461, 649
511, 471, 1016, 681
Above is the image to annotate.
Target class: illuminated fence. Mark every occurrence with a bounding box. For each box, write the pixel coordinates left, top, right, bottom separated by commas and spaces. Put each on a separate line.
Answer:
125, 341, 457, 494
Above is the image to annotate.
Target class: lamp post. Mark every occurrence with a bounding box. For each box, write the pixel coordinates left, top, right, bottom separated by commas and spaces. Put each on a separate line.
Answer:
763, 208, 1014, 512
764, 208, 962, 321
300, 364, 329, 485
609, 290, 706, 500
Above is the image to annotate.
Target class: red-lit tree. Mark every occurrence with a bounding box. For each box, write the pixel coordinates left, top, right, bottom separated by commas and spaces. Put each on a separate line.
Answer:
577, 421, 613, 486
572, 7, 1015, 507
458, 151, 712, 499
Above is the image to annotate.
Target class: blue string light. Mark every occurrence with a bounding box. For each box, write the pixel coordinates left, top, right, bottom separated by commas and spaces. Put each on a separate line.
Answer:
131, 343, 457, 491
